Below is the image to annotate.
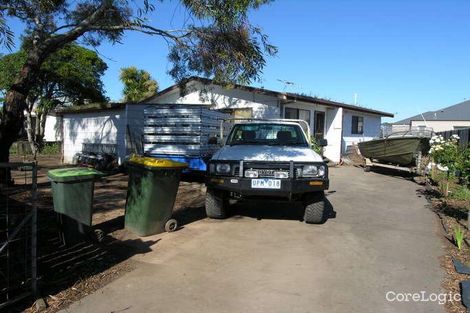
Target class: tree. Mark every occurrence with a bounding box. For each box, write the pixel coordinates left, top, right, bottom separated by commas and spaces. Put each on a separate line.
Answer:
0, 43, 107, 158
0, 0, 276, 179
120, 67, 158, 102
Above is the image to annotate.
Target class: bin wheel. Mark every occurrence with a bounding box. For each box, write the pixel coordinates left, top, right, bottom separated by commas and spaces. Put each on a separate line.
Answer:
94, 229, 105, 242
165, 219, 178, 232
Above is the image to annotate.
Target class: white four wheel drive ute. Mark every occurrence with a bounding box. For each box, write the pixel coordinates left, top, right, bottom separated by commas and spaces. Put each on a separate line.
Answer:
205, 119, 329, 224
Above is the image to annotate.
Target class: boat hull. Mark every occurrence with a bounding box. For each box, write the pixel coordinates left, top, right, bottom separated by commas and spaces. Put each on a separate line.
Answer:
358, 137, 429, 166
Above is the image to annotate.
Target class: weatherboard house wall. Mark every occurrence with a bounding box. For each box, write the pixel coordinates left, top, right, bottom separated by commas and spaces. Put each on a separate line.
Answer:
342, 110, 382, 153
60, 78, 392, 165
62, 109, 126, 164
146, 80, 281, 119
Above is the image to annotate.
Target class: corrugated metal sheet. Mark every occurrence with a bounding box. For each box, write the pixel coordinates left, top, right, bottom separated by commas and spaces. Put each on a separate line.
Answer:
143, 104, 229, 157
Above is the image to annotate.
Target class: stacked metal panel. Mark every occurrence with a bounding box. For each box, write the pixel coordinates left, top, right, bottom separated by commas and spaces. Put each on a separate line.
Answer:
143, 104, 229, 159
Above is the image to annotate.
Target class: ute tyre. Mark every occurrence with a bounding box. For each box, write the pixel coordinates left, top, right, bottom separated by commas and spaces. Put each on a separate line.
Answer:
304, 192, 327, 224
205, 188, 227, 219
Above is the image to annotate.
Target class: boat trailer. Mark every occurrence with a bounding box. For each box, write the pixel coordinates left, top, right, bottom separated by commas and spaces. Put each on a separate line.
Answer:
363, 151, 424, 175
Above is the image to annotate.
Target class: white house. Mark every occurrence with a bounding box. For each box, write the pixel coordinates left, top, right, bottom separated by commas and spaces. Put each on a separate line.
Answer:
58, 77, 393, 164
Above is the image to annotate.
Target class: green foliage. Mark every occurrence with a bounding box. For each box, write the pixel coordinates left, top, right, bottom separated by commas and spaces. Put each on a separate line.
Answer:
41, 142, 60, 155
9, 141, 60, 155
454, 225, 465, 250
0, 43, 108, 107
0, 0, 276, 85
119, 67, 158, 102
449, 185, 470, 201
429, 134, 470, 180
310, 137, 322, 155
429, 135, 460, 175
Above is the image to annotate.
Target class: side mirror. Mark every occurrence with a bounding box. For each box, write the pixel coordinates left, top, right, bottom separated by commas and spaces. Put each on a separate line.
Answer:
318, 139, 328, 147
208, 136, 218, 145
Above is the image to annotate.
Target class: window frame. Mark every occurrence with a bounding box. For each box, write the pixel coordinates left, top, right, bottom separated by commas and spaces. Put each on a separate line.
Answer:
284, 108, 311, 125
351, 115, 364, 135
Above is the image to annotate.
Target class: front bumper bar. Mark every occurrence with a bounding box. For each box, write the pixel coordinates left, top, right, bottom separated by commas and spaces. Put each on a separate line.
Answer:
206, 176, 329, 198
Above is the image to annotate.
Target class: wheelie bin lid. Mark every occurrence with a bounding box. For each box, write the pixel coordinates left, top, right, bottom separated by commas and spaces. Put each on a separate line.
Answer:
48, 167, 103, 182
128, 155, 187, 169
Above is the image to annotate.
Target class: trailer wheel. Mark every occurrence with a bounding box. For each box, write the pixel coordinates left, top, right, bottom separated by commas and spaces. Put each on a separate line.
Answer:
304, 192, 327, 224
205, 188, 227, 219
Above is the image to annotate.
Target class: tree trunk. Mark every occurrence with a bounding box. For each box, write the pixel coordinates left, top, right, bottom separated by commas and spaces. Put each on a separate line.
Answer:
25, 110, 39, 159
36, 111, 47, 153
0, 49, 45, 180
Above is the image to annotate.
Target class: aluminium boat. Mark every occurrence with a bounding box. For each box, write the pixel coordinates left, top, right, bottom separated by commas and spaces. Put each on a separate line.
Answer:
357, 128, 432, 167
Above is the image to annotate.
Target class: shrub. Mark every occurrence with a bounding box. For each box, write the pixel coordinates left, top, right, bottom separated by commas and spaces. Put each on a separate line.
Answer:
310, 137, 322, 155
40, 142, 60, 155
454, 225, 465, 250
429, 134, 460, 175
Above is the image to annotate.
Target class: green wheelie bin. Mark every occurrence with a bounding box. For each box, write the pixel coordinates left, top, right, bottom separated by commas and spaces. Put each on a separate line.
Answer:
48, 167, 103, 225
125, 155, 187, 236
48, 168, 103, 244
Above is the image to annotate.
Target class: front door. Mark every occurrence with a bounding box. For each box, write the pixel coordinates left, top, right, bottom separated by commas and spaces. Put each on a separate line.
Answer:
314, 111, 325, 140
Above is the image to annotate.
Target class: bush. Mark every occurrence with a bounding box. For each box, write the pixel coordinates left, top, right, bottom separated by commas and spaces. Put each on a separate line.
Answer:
9, 141, 61, 156
429, 134, 470, 180
41, 142, 60, 155
310, 137, 322, 155
449, 184, 470, 201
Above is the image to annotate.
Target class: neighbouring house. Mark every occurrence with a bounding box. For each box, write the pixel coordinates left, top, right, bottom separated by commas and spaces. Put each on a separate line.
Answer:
392, 100, 470, 133
58, 77, 393, 164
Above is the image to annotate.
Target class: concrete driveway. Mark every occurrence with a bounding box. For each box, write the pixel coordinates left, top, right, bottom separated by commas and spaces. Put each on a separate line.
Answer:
61, 166, 444, 313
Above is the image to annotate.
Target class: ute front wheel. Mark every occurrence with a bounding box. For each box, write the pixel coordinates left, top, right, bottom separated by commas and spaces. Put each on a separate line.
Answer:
304, 192, 327, 224
205, 188, 227, 219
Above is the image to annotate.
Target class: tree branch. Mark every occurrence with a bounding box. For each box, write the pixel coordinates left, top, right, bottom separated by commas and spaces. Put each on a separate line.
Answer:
43, 1, 113, 52
87, 23, 193, 43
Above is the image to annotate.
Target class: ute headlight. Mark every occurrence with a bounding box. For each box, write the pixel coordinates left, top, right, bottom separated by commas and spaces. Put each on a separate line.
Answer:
301, 165, 326, 177
216, 163, 231, 174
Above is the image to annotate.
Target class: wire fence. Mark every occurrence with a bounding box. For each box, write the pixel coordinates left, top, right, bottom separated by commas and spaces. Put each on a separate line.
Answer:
437, 128, 470, 148
0, 162, 37, 310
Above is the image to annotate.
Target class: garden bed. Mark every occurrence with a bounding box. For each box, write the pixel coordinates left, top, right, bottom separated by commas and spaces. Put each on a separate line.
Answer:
426, 185, 470, 313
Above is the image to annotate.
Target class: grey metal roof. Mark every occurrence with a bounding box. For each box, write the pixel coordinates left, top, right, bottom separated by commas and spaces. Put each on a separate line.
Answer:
394, 100, 470, 124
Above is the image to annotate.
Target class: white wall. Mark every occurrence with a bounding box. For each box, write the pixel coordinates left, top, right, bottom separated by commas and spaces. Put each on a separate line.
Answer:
150, 81, 281, 118
324, 108, 343, 163
342, 110, 381, 153
125, 104, 148, 155
62, 110, 126, 164
44, 114, 62, 142
411, 120, 470, 132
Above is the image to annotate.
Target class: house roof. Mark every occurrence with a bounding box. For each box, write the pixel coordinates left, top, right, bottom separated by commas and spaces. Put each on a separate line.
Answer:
56, 77, 394, 117
394, 100, 470, 124
145, 77, 394, 117
56, 102, 126, 114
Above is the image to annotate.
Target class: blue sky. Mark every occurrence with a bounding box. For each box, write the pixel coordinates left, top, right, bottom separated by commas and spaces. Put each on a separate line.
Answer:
2, 0, 470, 122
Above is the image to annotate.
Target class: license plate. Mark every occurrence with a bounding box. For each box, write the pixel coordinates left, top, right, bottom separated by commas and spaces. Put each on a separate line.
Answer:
251, 179, 281, 189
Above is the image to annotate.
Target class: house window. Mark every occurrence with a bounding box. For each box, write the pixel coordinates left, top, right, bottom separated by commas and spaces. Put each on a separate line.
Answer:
284, 108, 311, 125
352, 116, 364, 134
